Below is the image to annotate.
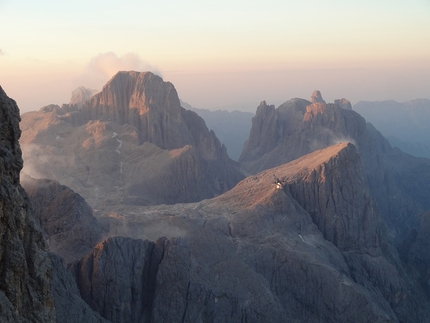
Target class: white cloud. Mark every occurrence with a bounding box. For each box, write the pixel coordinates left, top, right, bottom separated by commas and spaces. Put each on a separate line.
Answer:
76, 52, 163, 91
0, 49, 4, 56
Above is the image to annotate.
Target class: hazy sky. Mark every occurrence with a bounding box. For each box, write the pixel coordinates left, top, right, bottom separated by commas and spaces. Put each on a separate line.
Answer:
1, 0, 429, 113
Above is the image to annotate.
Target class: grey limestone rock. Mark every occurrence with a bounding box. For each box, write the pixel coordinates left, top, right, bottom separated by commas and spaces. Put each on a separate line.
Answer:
21, 174, 104, 262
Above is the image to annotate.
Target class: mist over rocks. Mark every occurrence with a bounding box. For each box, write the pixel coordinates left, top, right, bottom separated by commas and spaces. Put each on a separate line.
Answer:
69, 86, 99, 108
21, 173, 104, 262
19, 71, 244, 208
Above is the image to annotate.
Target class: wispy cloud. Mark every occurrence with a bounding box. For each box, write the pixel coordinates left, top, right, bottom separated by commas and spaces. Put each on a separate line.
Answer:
87, 52, 162, 77
75, 52, 162, 91
0, 49, 4, 56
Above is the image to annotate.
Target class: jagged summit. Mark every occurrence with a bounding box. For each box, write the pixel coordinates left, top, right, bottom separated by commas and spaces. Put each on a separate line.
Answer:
239, 93, 371, 172
311, 90, 325, 104
80, 71, 187, 149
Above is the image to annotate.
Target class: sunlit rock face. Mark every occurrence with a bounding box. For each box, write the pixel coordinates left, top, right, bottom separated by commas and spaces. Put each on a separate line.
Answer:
19, 71, 244, 209
310, 90, 325, 104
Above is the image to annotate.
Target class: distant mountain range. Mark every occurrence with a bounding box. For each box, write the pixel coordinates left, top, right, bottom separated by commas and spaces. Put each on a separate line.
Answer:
354, 99, 430, 158
180, 100, 254, 161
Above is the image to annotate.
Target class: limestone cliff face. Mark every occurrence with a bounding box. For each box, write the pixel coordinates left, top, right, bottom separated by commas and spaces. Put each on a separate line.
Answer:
0, 86, 112, 323
0, 86, 55, 322
240, 101, 278, 164
22, 174, 103, 263
286, 143, 379, 251
81, 71, 192, 150
70, 237, 164, 323
20, 71, 243, 207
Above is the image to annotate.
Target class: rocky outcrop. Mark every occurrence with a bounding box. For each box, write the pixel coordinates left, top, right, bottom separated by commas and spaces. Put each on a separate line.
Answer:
20, 71, 244, 208
239, 91, 430, 243
49, 253, 109, 323
240, 101, 278, 165
335, 98, 352, 110
21, 174, 104, 262
70, 237, 163, 322
311, 90, 325, 104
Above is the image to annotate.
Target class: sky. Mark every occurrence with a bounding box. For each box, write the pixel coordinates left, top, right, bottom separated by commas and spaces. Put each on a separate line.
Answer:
1, 0, 429, 113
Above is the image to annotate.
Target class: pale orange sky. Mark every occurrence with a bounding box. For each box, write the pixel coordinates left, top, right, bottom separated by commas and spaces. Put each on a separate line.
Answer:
1, 0, 429, 112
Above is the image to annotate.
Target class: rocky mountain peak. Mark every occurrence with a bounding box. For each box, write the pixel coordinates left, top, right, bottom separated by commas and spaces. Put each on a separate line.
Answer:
311, 90, 326, 104
87, 71, 180, 119
81, 71, 191, 149
20, 72, 244, 206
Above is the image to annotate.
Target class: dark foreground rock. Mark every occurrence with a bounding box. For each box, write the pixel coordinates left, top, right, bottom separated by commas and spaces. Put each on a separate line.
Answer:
1, 86, 109, 322
0, 86, 54, 322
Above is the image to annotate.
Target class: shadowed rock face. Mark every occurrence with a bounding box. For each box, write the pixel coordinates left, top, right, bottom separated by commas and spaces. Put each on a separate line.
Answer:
0, 86, 55, 322
239, 92, 430, 243
21, 174, 104, 262
20, 71, 244, 208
